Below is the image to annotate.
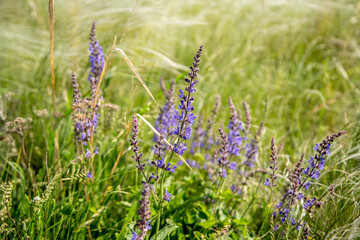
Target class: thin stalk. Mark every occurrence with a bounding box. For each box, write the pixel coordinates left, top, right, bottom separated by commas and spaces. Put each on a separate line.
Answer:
135, 169, 138, 191
48, 0, 56, 117
287, 184, 331, 237
6, 204, 22, 240
156, 145, 177, 238
156, 139, 185, 239
41, 119, 49, 152
21, 135, 28, 165
257, 188, 274, 238
241, 177, 263, 219
214, 177, 226, 223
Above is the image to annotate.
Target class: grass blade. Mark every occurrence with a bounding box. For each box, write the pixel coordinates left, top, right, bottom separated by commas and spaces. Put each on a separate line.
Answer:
116, 48, 156, 103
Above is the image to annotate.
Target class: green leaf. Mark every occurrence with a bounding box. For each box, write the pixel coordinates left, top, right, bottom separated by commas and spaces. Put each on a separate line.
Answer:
3, 157, 25, 183
184, 209, 195, 224
194, 231, 206, 240
150, 219, 178, 240
198, 220, 216, 229
117, 203, 138, 240
96, 233, 113, 240
122, 222, 136, 240
196, 203, 211, 220
176, 228, 186, 240
61, 203, 73, 215
232, 218, 250, 226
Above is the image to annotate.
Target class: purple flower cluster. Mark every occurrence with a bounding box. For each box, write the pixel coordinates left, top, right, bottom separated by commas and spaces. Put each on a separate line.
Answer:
203, 94, 221, 148
151, 158, 178, 174
154, 79, 177, 142
302, 131, 346, 184
85, 146, 99, 159
226, 99, 261, 170
186, 96, 221, 172
87, 21, 103, 140
264, 138, 278, 188
243, 141, 258, 168
155, 103, 176, 137
133, 182, 152, 240
189, 114, 205, 154
74, 116, 100, 142
177, 97, 264, 199
273, 155, 305, 230
150, 134, 165, 181
230, 184, 242, 195
173, 46, 203, 151
227, 97, 245, 156
173, 143, 187, 156
153, 46, 204, 162
190, 95, 221, 154
217, 128, 237, 178
302, 197, 317, 210
72, 71, 82, 103
273, 131, 346, 233
88, 21, 105, 100
130, 116, 146, 173
71, 73, 99, 159
71, 22, 105, 162
163, 188, 172, 202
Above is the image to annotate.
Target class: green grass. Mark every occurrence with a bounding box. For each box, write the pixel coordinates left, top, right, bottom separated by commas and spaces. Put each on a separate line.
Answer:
0, 0, 360, 239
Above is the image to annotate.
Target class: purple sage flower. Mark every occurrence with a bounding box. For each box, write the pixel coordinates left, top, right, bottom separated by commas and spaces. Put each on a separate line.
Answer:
131, 231, 137, 240
172, 46, 203, 153
130, 116, 152, 183
227, 97, 244, 156
88, 21, 105, 100
85, 148, 92, 159
264, 178, 270, 186
163, 188, 172, 202
173, 143, 187, 156
154, 79, 177, 142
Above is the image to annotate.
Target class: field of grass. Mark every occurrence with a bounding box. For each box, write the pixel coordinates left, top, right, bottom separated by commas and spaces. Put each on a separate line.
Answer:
1, 0, 360, 239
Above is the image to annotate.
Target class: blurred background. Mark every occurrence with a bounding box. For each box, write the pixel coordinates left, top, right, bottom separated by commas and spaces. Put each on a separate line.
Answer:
1, 0, 359, 154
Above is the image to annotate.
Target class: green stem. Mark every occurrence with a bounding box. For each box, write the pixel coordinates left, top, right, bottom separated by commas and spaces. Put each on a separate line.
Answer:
135, 169, 138, 191
214, 177, 226, 224
155, 96, 188, 237
156, 208, 162, 239
241, 178, 262, 219
257, 188, 273, 238
156, 148, 175, 238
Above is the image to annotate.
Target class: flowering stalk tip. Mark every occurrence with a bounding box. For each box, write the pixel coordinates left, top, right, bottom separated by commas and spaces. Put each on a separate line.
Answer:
173, 46, 203, 151
135, 182, 152, 240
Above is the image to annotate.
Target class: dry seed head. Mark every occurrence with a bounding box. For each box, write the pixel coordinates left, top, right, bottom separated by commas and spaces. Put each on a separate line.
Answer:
228, 97, 238, 121
256, 121, 264, 139
34, 109, 49, 118
103, 103, 120, 111
6, 117, 32, 135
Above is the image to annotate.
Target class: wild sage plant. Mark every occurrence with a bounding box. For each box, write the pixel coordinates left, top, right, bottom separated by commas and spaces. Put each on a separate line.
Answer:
271, 131, 346, 238
129, 46, 204, 238
132, 182, 152, 240
71, 21, 104, 171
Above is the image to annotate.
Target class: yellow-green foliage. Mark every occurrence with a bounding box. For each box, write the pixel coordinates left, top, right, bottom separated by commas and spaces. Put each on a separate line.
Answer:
0, 181, 15, 235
